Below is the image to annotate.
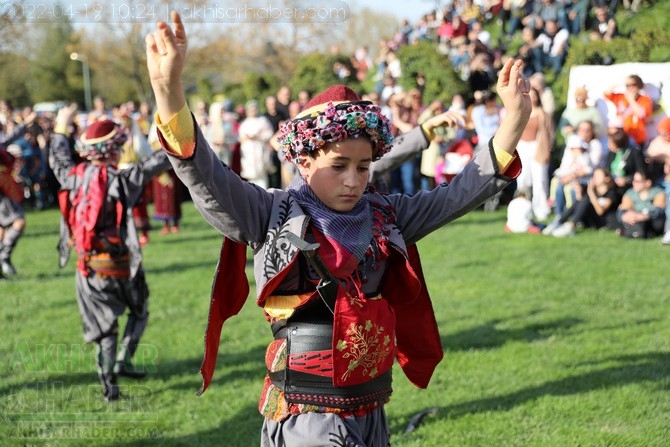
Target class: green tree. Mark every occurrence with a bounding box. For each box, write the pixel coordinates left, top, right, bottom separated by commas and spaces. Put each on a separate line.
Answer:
29, 17, 80, 104
397, 41, 467, 104
289, 53, 360, 97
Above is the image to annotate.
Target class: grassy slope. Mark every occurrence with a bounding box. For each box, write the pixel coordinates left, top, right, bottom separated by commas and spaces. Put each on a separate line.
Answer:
1, 204, 669, 446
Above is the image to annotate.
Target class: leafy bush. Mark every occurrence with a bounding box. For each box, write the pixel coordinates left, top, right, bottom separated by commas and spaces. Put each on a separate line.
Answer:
397, 41, 468, 103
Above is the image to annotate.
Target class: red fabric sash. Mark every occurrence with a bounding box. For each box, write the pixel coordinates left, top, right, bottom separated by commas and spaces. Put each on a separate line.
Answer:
59, 164, 108, 274
197, 238, 250, 396
0, 171, 23, 203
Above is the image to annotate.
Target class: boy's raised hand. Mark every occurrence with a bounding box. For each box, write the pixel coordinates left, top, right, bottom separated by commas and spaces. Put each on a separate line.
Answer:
496, 58, 531, 120
146, 11, 188, 121
491, 58, 532, 155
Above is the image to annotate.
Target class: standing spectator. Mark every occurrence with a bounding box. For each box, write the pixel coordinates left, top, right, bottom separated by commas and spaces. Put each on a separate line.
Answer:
87, 95, 111, 122
50, 118, 171, 401
118, 113, 154, 246
263, 95, 284, 189
238, 100, 275, 189
276, 86, 292, 121
297, 90, 312, 111
468, 53, 497, 94
385, 50, 402, 80
603, 75, 653, 148
193, 100, 209, 128
15, 123, 47, 210
529, 72, 556, 118
515, 87, 553, 220
352, 46, 373, 82
418, 100, 449, 190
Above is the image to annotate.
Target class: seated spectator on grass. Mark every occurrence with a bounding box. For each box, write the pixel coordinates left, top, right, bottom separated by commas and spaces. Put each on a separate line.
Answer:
460, 0, 484, 26
546, 167, 621, 237
548, 134, 595, 222
590, 0, 620, 16
505, 188, 544, 234
576, 119, 605, 168
617, 169, 666, 238
534, 20, 570, 76
589, 6, 618, 41
517, 26, 543, 77
558, 86, 605, 140
565, 0, 590, 35
528, 0, 569, 32
645, 118, 670, 244
603, 75, 654, 148
605, 126, 648, 195
504, 0, 533, 38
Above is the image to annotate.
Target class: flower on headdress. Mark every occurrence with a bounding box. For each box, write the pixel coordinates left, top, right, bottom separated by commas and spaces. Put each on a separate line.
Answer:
365, 112, 379, 129
324, 102, 337, 120
345, 114, 359, 130
315, 115, 330, 128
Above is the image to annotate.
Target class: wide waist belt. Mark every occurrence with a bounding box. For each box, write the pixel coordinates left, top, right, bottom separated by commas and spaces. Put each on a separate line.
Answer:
85, 252, 130, 279
269, 321, 393, 409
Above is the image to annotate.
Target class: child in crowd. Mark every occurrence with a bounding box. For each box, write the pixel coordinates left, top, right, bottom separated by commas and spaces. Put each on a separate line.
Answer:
505, 188, 543, 234
146, 11, 531, 446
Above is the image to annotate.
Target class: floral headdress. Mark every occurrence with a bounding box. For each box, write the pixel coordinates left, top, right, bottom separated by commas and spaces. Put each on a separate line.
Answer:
76, 119, 128, 161
277, 85, 394, 164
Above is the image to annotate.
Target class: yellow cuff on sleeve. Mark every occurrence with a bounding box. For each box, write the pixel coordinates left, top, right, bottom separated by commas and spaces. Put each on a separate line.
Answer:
492, 140, 515, 173
53, 124, 70, 137
154, 104, 195, 157
420, 123, 436, 142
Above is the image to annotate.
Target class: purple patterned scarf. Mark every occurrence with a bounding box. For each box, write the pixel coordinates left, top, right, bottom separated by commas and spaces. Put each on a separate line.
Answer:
287, 176, 371, 262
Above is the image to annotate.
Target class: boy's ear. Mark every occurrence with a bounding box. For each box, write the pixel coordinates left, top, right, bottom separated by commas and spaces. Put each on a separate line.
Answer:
296, 157, 311, 177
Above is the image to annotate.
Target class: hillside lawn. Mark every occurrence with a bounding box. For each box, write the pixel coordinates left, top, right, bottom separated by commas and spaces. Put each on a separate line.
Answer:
1, 203, 669, 446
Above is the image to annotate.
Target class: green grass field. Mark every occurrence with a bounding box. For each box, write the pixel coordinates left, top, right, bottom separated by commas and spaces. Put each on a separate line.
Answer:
1, 203, 669, 446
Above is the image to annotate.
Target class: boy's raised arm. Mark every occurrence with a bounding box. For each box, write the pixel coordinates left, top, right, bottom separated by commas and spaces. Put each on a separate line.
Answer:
146, 11, 188, 123
492, 58, 532, 155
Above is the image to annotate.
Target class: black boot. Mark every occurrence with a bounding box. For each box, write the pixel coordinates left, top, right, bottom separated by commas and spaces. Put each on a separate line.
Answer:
1, 226, 23, 276
98, 371, 120, 402
96, 335, 120, 402
113, 344, 147, 379
114, 310, 148, 379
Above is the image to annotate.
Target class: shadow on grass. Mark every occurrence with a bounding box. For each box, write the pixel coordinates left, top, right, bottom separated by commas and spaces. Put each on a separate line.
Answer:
107, 401, 262, 447
441, 316, 582, 351
391, 351, 670, 436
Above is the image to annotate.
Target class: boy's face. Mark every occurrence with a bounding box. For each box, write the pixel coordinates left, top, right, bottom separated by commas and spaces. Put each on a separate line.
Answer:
297, 138, 373, 212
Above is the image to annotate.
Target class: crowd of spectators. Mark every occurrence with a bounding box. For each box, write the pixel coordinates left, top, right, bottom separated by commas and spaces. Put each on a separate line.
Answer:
1, 0, 666, 254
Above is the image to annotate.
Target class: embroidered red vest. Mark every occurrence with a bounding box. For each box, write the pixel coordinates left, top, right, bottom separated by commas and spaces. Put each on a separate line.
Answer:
197, 191, 443, 395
